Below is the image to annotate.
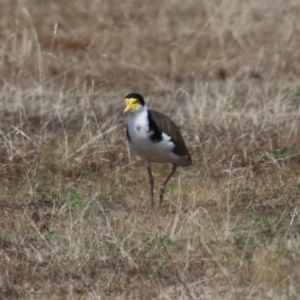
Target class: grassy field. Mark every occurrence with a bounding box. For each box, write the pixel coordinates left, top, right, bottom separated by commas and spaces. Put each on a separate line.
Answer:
1, 0, 300, 299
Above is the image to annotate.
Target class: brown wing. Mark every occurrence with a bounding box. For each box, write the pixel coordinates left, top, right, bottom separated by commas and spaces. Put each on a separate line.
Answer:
149, 110, 191, 160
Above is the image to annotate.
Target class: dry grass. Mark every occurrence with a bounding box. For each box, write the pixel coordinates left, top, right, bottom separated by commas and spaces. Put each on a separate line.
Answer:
1, 0, 300, 299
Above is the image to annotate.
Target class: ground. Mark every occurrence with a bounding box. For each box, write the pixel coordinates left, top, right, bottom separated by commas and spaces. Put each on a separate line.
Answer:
1, 0, 300, 299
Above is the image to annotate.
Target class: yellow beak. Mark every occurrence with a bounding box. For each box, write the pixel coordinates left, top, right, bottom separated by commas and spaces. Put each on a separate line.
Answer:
124, 98, 138, 113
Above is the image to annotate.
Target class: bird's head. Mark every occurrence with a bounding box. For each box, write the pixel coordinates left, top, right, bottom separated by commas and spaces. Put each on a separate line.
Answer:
124, 93, 145, 113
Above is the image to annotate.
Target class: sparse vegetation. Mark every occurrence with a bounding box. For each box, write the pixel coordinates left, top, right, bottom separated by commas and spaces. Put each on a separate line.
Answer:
1, 0, 300, 299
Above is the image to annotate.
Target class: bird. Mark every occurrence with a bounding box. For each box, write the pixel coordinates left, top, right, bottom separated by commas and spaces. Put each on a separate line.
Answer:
124, 93, 192, 207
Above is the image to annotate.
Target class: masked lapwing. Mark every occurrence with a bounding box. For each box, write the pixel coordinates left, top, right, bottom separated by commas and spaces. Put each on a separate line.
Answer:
124, 93, 192, 207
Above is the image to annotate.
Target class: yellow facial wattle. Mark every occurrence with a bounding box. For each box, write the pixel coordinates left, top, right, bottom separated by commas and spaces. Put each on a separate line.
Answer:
124, 98, 138, 113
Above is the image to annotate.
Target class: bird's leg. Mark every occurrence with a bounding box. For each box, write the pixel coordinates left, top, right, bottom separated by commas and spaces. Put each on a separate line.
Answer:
159, 163, 177, 205
147, 166, 155, 208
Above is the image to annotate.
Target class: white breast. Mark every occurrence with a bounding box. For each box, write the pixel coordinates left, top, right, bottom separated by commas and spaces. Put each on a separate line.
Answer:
126, 107, 177, 164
